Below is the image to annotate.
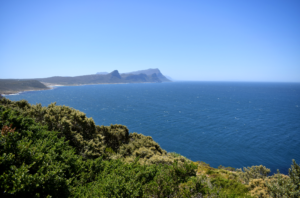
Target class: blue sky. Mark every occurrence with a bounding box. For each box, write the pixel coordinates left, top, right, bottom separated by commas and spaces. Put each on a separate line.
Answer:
0, 0, 299, 82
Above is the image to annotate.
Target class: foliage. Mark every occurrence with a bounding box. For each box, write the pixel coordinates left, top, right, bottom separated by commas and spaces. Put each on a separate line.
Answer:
0, 106, 77, 197
0, 98, 186, 165
236, 165, 270, 184
195, 162, 252, 197
264, 170, 297, 198
0, 104, 204, 197
241, 161, 300, 198
289, 159, 300, 195
263, 161, 300, 198
247, 178, 270, 198
72, 160, 201, 198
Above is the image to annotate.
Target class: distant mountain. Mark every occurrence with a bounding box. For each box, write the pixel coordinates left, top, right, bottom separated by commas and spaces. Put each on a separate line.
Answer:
35, 69, 170, 86
122, 68, 170, 82
0, 79, 50, 94
0, 69, 171, 94
109, 70, 122, 80
96, 72, 108, 75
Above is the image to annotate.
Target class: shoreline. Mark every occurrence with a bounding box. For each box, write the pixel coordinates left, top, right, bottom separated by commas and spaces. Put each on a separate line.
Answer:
1, 81, 158, 96
1, 87, 53, 96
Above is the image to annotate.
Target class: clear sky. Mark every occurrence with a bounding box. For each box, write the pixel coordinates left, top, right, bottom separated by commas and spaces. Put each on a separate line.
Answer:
0, 0, 299, 82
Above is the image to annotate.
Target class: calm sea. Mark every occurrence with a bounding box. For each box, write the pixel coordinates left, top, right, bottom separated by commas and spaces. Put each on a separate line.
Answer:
5, 82, 300, 174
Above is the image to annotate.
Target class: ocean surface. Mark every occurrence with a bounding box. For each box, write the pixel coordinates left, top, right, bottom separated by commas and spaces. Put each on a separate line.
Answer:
5, 82, 300, 174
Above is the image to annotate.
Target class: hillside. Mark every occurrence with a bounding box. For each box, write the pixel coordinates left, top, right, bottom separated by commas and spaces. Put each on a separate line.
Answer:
37, 69, 170, 86
0, 97, 299, 197
0, 79, 50, 94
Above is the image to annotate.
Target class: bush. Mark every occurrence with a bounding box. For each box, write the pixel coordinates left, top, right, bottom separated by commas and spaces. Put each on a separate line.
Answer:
265, 160, 300, 198
0, 98, 189, 165
289, 159, 300, 196
0, 106, 75, 197
0, 104, 207, 197
237, 165, 270, 184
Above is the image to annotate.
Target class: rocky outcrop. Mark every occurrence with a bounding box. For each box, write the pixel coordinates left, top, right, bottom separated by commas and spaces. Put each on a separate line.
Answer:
109, 70, 122, 80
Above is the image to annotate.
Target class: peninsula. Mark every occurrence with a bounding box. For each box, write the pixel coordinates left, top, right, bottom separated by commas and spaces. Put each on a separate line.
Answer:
0, 68, 171, 94
36, 69, 170, 86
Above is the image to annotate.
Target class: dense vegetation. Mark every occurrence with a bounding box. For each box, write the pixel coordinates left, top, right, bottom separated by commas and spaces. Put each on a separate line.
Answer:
0, 80, 49, 94
0, 97, 299, 197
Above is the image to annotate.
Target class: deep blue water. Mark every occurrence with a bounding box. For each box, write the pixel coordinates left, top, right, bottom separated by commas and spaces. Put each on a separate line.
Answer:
5, 82, 300, 174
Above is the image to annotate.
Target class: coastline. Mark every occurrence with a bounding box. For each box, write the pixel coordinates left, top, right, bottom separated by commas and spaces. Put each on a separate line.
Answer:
1, 87, 52, 96
1, 81, 157, 96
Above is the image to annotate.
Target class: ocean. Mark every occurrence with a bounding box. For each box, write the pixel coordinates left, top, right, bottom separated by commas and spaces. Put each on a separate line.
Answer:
5, 81, 300, 174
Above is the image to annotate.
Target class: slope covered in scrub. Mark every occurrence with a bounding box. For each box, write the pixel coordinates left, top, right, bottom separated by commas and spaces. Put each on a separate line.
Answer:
0, 98, 189, 165
0, 97, 299, 197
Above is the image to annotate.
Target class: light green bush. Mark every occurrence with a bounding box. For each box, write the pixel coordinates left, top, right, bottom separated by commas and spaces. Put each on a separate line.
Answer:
265, 160, 300, 198
237, 165, 271, 184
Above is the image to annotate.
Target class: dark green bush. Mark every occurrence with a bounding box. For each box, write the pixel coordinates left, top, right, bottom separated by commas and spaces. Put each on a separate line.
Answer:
0, 105, 207, 197
0, 98, 184, 164
0, 106, 75, 197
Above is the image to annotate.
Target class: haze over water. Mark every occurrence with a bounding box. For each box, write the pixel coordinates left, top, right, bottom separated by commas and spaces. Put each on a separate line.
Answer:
6, 82, 300, 174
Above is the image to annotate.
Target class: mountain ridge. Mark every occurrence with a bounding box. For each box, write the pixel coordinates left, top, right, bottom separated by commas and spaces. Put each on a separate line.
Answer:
0, 69, 171, 94
36, 68, 171, 85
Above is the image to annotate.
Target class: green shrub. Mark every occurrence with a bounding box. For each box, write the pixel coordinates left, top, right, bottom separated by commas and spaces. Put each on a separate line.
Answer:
0, 104, 207, 197
265, 160, 300, 198
237, 165, 271, 184
0, 106, 75, 197
289, 159, 300, 195
0, 98, 189, 165
72, 160, 202, 198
